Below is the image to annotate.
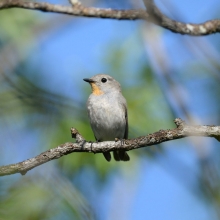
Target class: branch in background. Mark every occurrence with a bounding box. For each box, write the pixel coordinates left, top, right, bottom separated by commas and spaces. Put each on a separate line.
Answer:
0, 0, 148, 20
143, 0, 220, 35
0, 118, 220, 177
0, 0, 219, 35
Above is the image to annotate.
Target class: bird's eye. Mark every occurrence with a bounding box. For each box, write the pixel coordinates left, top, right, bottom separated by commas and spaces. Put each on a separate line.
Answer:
101, 78, 107, 83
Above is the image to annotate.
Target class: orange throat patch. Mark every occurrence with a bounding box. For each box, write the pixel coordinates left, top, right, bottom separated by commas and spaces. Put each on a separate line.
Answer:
90, 83, 103, 95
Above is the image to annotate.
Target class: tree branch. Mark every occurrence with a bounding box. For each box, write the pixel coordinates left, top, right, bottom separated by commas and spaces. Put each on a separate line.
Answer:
0, 0, 148, 20
1, 118, 220, 177
143, 0, 220, 35
0, 0, 219, 35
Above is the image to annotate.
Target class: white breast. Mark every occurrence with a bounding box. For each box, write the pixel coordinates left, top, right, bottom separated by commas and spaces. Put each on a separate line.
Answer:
87, 93, 126, 141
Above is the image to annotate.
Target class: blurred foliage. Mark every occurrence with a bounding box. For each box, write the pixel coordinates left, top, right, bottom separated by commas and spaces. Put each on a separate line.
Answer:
0, 174, 94, 220
0, 9, 38, 44
0, 1, 220, 220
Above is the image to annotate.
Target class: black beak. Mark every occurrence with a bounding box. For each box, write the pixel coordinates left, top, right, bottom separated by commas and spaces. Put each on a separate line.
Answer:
83, 78, 95, 83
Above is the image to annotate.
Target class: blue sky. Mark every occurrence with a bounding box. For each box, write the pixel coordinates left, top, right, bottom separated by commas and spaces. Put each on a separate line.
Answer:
1, 0, 220, 219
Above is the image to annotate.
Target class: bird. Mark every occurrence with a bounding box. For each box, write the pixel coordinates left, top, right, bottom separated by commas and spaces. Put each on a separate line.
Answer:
83, 74, 130, 162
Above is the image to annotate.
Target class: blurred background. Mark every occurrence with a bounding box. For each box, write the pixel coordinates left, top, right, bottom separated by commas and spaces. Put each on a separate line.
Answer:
0, 0, 220, 219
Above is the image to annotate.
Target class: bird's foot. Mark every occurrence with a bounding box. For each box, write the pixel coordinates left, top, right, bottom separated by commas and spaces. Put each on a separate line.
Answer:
88, 141, 95, 153
115, 138, 124, 146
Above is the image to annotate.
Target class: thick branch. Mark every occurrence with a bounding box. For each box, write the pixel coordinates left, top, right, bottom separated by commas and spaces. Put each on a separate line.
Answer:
1, 118, 220, 177
0, 0, 219, 35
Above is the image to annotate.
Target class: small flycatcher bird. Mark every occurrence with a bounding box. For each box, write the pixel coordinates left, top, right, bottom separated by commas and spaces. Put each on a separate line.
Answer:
84, 74, 130, 162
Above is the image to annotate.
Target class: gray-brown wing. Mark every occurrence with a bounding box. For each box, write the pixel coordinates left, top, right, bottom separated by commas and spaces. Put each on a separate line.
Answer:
119, 103, 130, 161
124, 104, 128, 139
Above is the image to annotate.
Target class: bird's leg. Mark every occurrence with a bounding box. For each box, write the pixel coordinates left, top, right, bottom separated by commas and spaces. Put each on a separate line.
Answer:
88, 141, 94, 153
114, 137, 127, 161
88, 140, 99, 153
89, 139, 100, 153
115, 138, 124, 146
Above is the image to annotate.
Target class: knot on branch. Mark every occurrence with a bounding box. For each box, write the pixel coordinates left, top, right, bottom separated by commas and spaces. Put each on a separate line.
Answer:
71, 127, 85, 144
71, 128, 78, 138
174, 118, 185, 129
68, 0, 82, 7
